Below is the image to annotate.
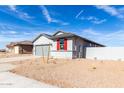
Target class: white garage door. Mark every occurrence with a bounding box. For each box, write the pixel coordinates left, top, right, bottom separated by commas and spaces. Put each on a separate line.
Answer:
35, 45, 50, 56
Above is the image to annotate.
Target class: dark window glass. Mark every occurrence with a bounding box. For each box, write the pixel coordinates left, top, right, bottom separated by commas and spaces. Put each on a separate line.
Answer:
60, 39, 64, 44
60, 39, 64, 50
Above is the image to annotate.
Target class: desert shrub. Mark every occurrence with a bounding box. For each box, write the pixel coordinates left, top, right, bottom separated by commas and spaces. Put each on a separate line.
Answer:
92, 67, 96, 69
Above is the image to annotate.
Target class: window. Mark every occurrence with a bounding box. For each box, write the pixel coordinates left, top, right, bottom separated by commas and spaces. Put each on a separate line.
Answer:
60, 39, 64, 50
57, 38, 67, 50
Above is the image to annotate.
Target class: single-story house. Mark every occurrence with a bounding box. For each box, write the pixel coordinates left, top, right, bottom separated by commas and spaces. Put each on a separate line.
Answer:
6, 40, 33, 54
0, 49, 6, 52
33, 31, 104, 59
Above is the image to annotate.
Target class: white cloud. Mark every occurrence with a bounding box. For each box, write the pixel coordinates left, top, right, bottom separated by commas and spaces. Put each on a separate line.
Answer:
23, 32, 31, 35
40, 5, 52, 23
75, 10, 84, 19
81, 16, 106, 24
81, 28, 124, 46
0, 22, 56, 48
0, 35, 19, 42
83, 28, 101, 35
7, 5, 36, 25
51, 19, 69, 25
8, 5, 33, 20
19, 12, 32, 19
9, 31, 17, 34
95, 5, 124, 19
8, 5, 17, 12
92, 19, 106, 24
0, 30, 17, 35
40, 5, 69, 25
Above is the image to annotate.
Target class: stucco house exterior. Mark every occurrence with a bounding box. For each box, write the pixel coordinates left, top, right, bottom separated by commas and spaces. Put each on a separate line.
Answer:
33, 31, 104, 59
6, 41, 33, 54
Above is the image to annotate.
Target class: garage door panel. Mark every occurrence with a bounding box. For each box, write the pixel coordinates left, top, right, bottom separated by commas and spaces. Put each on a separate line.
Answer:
43, 46, 49, 56
35, 45, 50, 56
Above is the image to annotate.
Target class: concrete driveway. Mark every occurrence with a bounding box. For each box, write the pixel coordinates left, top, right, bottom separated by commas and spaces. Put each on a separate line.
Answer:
0, 56, 56, 88
0, 72, 56, 88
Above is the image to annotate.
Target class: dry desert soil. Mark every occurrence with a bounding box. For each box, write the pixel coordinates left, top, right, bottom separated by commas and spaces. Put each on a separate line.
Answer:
11, 58, 124, 88
0, 52, 32, 58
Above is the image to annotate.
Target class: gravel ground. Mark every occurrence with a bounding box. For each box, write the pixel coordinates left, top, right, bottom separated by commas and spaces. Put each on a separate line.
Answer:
11, 58, 124, 88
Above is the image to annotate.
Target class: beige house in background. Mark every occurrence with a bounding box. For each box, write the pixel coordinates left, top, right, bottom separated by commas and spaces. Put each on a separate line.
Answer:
6, 41, 33, 54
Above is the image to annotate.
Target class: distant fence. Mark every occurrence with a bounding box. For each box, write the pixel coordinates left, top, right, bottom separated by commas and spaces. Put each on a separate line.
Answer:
86, 47, 124, 61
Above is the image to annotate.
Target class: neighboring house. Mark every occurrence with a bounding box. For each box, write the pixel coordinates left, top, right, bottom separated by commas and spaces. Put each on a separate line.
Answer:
6, 41, 33, 54
33, 31, 104, 59
0, 49, 6, 52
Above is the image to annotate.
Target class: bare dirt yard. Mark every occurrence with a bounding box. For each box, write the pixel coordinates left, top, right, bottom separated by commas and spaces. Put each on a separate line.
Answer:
0, 52, 32, 58
11, 58, 124, 88
0, 56, 55, 88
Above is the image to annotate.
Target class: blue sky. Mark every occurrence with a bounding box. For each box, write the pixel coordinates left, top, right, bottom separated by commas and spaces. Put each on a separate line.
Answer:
1, 5, 124, 48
